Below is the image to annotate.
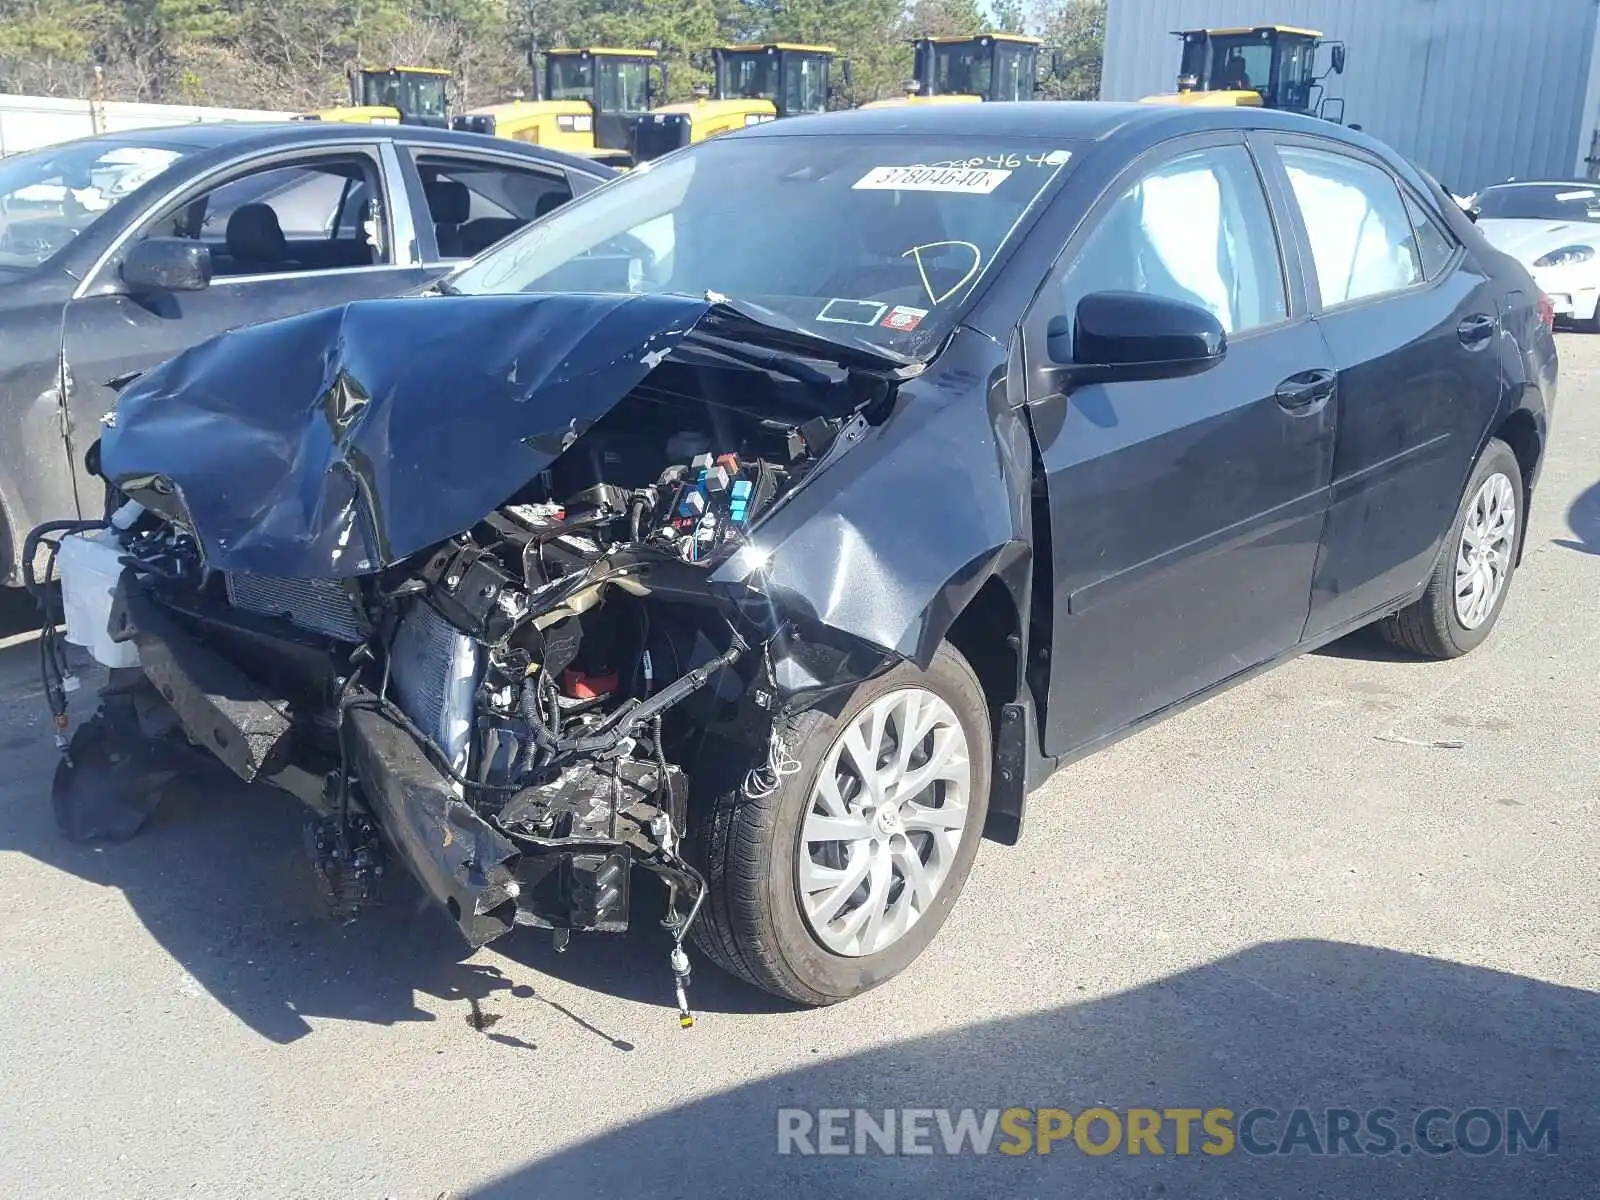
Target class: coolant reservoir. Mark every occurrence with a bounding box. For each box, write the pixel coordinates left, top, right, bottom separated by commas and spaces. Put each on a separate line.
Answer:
57, 529, 140, 669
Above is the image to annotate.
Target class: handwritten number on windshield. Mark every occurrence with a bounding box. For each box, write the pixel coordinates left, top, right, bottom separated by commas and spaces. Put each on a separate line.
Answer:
902, 241, 983, 306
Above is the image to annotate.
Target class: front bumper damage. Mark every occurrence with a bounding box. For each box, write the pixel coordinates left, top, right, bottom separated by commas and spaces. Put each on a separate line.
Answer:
77, 570, 712, 949
36, 290, 1033, 1021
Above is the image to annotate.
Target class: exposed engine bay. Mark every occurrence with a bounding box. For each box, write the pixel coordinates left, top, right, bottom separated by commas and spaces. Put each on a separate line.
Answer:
37, 306, 909, 1027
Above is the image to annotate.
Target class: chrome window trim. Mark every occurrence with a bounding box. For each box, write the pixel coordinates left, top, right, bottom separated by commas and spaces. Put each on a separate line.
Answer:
378, 139, 419, 266
188, 263, 419, 286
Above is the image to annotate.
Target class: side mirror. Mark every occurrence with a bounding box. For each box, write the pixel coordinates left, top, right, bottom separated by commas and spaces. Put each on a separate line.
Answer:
1051, 291, 1226, 379
1465, 207, 1480, 224
1330, 43, 1346, 74
121, 237, 211, 294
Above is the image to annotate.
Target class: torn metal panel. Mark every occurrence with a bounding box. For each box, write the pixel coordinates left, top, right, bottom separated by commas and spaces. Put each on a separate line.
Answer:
108, 574, 296, 783
99, 292, 713, 579
344, 702, 522, 947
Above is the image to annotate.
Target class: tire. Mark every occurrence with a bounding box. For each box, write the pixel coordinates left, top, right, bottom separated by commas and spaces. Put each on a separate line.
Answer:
1376, 438, 1524, 659
689, 642, 992, 1005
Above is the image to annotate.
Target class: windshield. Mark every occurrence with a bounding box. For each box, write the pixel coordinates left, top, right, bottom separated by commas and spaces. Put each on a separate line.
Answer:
718, 52, 779, 100
781, 55, 830, 115
992, 44, 1035, 103
548, 56, 595, 103
1204, 34, 1272, 95
364, 72, 447, 118
1475, 184, 1600, 222
931, 43, 992, 97
1275, 36, 1316, 110
0, 140, 189, 270
600, 60, 651, 112
446, 134, 1075, 356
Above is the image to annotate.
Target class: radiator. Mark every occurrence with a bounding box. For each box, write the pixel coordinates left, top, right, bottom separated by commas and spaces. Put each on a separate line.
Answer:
225, 573, 364, 643
389, 599, 480, 776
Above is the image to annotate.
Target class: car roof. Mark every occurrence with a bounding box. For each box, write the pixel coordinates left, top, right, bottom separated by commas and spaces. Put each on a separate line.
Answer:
1478, 179, 1595, 189
28, 121, 616, 176
736, 99, 1363, 145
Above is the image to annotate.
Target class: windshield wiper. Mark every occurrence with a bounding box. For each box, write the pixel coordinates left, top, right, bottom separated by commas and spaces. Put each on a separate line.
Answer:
698, 296, 920, 375
680, 330, 842, 388
422, 276, 461, 296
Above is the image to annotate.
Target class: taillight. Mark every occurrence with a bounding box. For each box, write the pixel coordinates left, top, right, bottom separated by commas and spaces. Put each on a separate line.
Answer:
1537, 291, 1555, 330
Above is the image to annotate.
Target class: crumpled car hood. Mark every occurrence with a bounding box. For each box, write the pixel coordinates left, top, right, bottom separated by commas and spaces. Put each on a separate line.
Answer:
100, 292, 713, 578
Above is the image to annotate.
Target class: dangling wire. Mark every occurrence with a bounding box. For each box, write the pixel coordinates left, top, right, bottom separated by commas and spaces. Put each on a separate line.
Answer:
742, 723, 803, 799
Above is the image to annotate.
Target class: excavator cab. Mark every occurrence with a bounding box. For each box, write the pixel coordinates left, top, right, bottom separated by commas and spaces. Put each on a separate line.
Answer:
712, 44, 835, 115
355, 67, 450, 125
451, 48, 660, 168
631, 44, 839, 164
1145, 26, 1345, 119
302, 66, 451, 126
863, 34, 1041, 107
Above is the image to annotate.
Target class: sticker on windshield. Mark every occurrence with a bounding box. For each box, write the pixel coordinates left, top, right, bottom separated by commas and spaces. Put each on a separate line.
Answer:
1556, 189, 1596, 201
854, 165, 1012, 194
880, 305, 928, 332
817, 298, 888, 326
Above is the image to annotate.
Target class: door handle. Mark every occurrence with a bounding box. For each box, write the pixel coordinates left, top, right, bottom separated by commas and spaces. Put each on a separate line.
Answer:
1275, 368, 1337, 412
1457, 313, 1496, 348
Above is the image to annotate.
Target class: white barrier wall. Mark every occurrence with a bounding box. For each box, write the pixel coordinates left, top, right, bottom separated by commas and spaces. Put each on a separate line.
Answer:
0, 94, 295, 158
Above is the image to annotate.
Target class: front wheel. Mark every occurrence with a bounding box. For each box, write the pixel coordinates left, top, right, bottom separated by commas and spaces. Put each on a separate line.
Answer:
1376, 438, 1524, 658
690, 643, 992, 1005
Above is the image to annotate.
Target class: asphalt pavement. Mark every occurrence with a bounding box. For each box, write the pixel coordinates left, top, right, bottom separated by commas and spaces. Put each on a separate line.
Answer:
0, 335, 1595, 1199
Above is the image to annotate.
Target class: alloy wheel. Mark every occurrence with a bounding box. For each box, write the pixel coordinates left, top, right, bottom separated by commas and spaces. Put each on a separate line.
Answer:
797, 688, 972, 957
1454, 472, 1517, 630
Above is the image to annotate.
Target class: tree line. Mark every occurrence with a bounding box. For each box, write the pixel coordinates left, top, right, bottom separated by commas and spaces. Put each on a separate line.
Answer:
0, 0, 1105, 112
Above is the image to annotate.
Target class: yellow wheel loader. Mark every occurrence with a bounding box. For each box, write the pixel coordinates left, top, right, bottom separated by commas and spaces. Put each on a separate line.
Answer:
630, 43, 840, 164
301, 66, 452, 127
860, 34, 1043, 108
452, 47, 663, 168
1140, 25, 1348, 122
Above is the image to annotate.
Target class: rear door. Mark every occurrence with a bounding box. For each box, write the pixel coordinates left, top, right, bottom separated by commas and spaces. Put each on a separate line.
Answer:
58, 140, 431, 511
1261, 137, 1504, 636
400, 147, 584, 265
1023, 133, 1337, 757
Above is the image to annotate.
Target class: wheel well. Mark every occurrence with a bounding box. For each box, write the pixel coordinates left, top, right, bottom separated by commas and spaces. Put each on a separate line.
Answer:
1493, 409, 1541, 564
944, 576, 1021, 731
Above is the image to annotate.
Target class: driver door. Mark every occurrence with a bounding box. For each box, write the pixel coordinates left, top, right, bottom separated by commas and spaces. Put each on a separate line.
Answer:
59, 143, 430, 512
1023, 135, 1337, 757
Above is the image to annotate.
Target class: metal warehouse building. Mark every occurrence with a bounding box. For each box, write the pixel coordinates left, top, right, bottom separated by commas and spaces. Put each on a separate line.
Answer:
1100, 0, 1600, 192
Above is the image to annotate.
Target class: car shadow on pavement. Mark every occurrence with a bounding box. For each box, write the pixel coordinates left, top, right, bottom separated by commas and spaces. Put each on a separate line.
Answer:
0, 637, 793, 1046
1553, 477, 1600, 556
470, 940, 1596, 1200
1310, 624, 1430, 663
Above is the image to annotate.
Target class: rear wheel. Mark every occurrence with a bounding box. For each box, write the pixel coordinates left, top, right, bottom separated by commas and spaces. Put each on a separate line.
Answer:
1376, 438, 1523, 658
690, 643, 991, 1005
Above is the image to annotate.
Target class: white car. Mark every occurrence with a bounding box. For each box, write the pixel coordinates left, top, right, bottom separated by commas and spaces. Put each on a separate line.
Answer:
1473, 180, 1600, 328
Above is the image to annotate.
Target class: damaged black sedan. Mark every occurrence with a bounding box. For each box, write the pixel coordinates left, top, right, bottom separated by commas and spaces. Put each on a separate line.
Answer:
34, 103, 1554, 1016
